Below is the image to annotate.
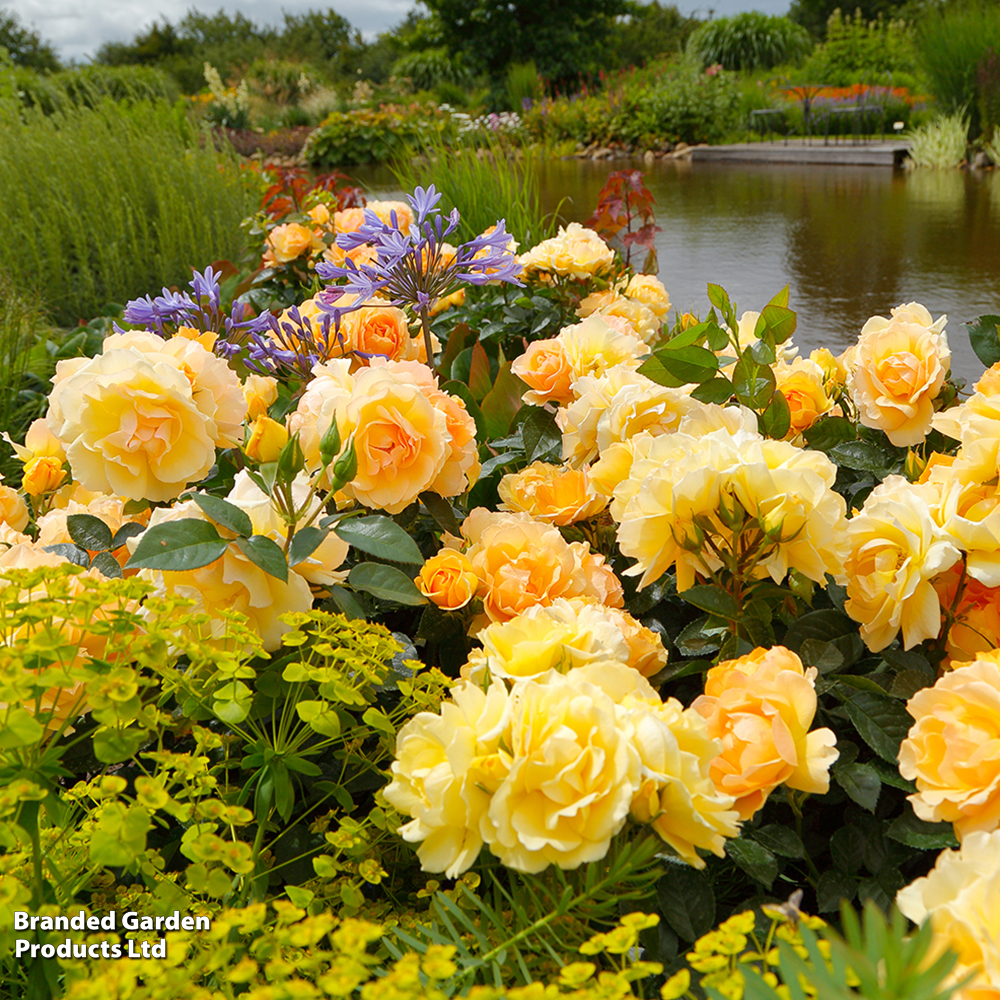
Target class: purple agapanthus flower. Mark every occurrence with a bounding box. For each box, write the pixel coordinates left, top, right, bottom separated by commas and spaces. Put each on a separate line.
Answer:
121, 266, 270, 360
245, 304, 348, 382
314, 185, 522, 369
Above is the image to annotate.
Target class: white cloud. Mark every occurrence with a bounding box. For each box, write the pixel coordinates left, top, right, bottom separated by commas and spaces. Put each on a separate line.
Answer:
11, 0, 416, 62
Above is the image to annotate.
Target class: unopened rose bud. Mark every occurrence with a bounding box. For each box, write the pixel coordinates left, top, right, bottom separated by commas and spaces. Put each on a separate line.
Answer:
245, 416, 288, 464
905, 449, 926, 482
319, 420, 342, 468
22, 456, 67, 496
277, 432, 305, 481
330, 439, 357, 492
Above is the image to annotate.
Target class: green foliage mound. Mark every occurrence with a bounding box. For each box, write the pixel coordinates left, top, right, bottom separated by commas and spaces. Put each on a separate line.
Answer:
686, 12, 813, 72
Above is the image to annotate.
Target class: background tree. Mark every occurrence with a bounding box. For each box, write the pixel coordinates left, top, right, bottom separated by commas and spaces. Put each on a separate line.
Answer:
787, 0, 911, 38
0, 8, 61, 72
611, 2, 699, 68
419, 0, 628, 91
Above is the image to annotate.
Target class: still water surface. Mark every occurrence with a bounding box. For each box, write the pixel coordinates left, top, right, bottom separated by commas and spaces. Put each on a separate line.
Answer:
362, 158, 1000, 381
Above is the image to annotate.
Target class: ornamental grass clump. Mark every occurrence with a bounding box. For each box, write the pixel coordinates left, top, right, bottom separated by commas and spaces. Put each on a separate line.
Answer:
905, 111, 970, 168
0, 98, 254, 324
686, 12, 812, 72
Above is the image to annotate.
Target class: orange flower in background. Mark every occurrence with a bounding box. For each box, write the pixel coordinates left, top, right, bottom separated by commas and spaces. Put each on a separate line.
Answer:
415, 550, 480, 610
264, 222, 322, 264
692, 645, 839, 820
899, 650, 1000, 840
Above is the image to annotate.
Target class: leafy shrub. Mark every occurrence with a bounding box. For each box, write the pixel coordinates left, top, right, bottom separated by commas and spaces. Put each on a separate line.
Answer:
687, 12, 813, 72
797, 9, 918, 88
245, 57, 316, 104
392, 47, 471, 91
302, 103, 452, 166
525, 66, 743, 147
916, 0, 1000, 137
905, 110, 969, 168
0, 98, 255, 324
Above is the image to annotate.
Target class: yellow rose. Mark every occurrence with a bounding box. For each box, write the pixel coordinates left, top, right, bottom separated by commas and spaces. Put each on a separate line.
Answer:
558, 314, 646, 382
3, 417, 66, 465
306, 202, 332, 228
101, 329, 246, 448
136, 472, 348, 650
487, 668, 640, 872
592, 296, 662, 345
429, 288, 465, 316
20, 456, 65, 497
934, 369, 1000, 485
896, 830, 1000, 1000
243, 374, 278, 420
383, 679, 510, 877
460, 508, 623, 623
934, 479, 1000, 587
0, 485, 29, 531
774, 358, 834, 437
464, 598, 632, 683
626, 691, 740, 866
415, 550, 479, 610
245, 415, 288, 464
899, 651, 1000, 839
498, 461, 607, 525
46, 347, 218, 502
287, 360, 356, 471
692, 646, 839, 820
265, 222, 321, 264
850, 302, 950, 446
518, 223, 613, 279
510, 339, 574, 407
624, 274, 671, 321
844, 476, 960, 651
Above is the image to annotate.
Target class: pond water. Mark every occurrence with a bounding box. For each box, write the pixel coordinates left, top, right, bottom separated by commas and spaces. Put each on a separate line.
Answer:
359, 158, 1000, 382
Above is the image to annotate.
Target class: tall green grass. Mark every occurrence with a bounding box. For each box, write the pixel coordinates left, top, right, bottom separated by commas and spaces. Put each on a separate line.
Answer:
915, 1, 1000, 137
0, 97, 255, 325
391, 136, 555, 246
0, 271, 48, 441
686, 12, 812, 72
904, 111, 969, 168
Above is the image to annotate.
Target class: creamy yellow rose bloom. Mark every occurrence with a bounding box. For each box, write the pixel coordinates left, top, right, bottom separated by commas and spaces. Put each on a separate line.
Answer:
287, 360, 356, 471
518, 223, 613, 279
624, 273, 671, 321
897, 830, 1000, 1000
934, 367, 1000, 486
692, 646, 839, 820
487, 668, 640, 872
849, 302, 950, 447
774, 357, 835, 437
243, 374, 279, 420
46, 348, 218, 502
383, 679, 510, 878
844, 476, 961, 651
899, 651, 1000, 839
0, 485, 29, 532
265, 222, 322, 264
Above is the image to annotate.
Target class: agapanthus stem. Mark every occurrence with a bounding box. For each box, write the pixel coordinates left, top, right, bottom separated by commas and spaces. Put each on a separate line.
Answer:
419, 305, 436, 376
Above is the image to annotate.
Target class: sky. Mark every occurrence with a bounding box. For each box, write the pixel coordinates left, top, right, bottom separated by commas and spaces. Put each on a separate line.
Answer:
9, 0, 790, 64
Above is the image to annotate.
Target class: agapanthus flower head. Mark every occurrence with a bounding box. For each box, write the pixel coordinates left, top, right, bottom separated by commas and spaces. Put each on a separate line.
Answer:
314, 185, 522, 364
246, 304, 346, 382
120, 266, 269, 360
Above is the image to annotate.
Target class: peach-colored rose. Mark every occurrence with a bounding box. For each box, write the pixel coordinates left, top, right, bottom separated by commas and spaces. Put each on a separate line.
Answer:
692, 645, 839, 820
337, 363, 476, 514
937, 570, 1000, 663
287, 360, 356, 471
341, 304, 414, 362
265, 222, 321, 264
334, 207, 368, 233
899, 651, 1000, 839
457, 508, 623, 623
896, 830, 1000, 1000
510, 339, 574, 406
415, 550, 479, 610
367, 200, 414, 231
849, 302, 950, 446
306, 202, 332, 228
498, 461, 607, 525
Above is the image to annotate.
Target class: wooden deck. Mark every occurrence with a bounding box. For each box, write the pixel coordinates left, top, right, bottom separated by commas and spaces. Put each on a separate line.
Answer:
690, 140, 910, 167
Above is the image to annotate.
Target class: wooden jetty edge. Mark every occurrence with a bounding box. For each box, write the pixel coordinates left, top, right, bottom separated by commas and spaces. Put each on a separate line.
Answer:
690, 140, 910, 167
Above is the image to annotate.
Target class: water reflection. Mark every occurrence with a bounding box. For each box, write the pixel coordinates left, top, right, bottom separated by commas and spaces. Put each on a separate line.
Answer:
538, 158, 1000, 381
357, 158, 1000, 380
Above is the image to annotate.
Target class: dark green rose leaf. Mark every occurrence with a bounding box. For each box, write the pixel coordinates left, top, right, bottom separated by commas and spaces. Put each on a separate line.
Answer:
125, 519, 230, 573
